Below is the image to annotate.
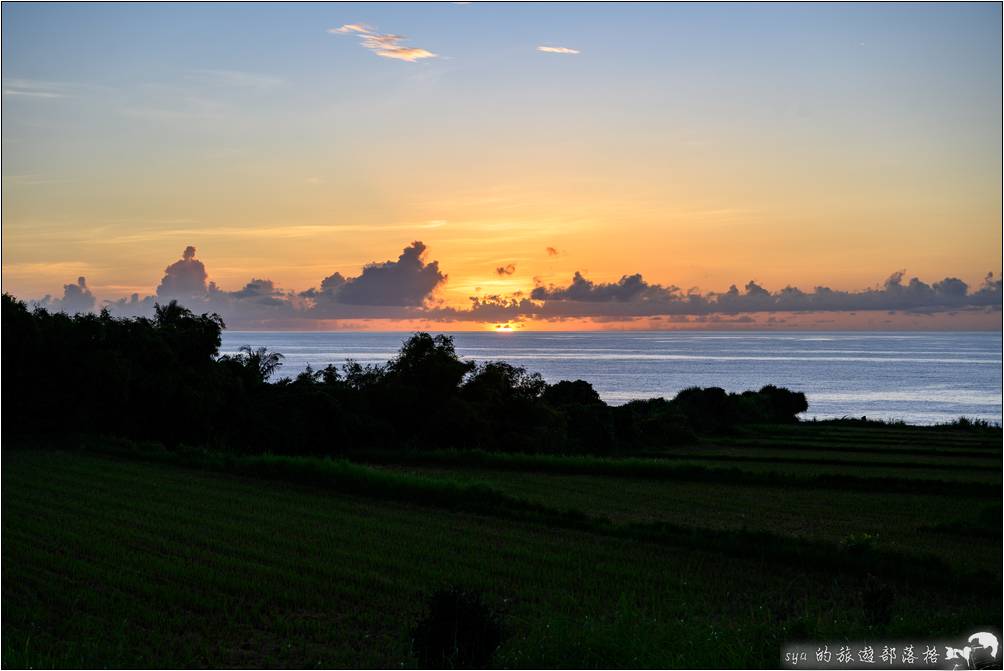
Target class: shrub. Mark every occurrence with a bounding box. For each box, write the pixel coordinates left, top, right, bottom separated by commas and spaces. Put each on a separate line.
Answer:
411, 587, 504, 669
937, 416, 999, 432
840, 532, 879, 554
860, 575, 894, 627
757, 384, 809, 422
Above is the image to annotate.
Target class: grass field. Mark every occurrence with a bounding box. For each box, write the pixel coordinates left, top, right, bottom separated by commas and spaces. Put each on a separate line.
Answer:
2, 423, 1001, 668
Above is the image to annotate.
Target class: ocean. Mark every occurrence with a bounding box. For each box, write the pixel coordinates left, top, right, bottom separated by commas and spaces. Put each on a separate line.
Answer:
220, 331, 1003, 425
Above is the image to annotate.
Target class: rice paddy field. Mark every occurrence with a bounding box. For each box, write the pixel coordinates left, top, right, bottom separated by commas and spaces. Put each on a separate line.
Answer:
2, 423, 1001, 668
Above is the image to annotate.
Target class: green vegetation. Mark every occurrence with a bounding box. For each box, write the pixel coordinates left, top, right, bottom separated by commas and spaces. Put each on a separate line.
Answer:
2, 295, 1000, 668
3, 424, 1001, 668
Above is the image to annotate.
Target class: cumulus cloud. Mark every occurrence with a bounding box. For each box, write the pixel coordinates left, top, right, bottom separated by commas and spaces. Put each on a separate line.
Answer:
157, 246, 208, 301
32, 276, 96, 314
299, 271, 346, 299
225, 278, 284, 302
310, 241, 446, 307
537, 46, 580, 54
27, 242, 1002, 329
105, 292, 156, 318
330, 23, 437, 62
136, 242, 444, 323
523, 269, 1003, 318
531, 272, 649, 302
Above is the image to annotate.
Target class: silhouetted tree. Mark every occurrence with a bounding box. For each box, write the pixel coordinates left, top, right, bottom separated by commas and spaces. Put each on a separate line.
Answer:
233, 346, 285, 383
462, 361, 545, 404
386, 333, 474, 396
2, 296, 819, 455
542, 379, 602, 407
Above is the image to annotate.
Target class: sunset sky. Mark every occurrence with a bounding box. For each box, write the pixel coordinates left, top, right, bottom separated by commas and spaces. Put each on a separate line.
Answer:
2, 2, 1001, 329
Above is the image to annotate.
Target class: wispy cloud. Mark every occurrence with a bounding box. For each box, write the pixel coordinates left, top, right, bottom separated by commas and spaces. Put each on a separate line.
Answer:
2, 78, 73, 99
537, 46, 580, 55
331, 23, 371, 35
363, 35, 437, 62
3, 89, 63, 99
329, 23, 437, 62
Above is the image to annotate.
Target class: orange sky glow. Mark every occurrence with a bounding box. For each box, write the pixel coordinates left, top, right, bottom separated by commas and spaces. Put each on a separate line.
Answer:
2, 3, 1001, 330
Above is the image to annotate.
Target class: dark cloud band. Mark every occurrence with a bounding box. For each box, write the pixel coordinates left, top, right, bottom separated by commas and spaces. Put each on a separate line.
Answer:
28, 243, 1002, 327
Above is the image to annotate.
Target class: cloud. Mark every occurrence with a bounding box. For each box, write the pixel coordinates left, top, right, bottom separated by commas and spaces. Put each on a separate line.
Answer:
531, 272, 649, 302
3, 78, 114, 103
522, 269, 1004, 318
225, 278, 283, 302
31, 277, 95, 314
59, 277, 96, 313
537, 46, 580, 55
156, 246, 209, 301
330, 23, 372, 34
2, 78, 72, 99
316, 241, 445, 306
546, 247, 559, 256
330, 23, 437, 62
360, 34, 437, 62
105, 292, 156, 318
27, 243, 1002, 329
3, 89, 63, 99
115, 242, 444, 323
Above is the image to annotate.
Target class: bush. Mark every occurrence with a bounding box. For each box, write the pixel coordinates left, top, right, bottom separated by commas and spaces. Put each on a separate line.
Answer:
411, 587, 504, 669
936, 416, 999, 432
860, 574, 894, 627
840, 532, 879, 554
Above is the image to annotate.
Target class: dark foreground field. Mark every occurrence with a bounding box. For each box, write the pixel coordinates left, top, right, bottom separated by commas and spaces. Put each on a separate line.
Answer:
2, 424, 1001, 668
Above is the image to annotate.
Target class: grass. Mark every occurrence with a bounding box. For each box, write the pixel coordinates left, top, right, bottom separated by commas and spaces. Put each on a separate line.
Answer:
348, 446, 1002, 492
2, 421, 1001, 668
366, 465, 1000, 573
38, 439, 992, 584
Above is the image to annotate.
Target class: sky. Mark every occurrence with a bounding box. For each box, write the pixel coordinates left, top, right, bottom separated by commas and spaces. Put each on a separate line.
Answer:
2, 2, 1001, 330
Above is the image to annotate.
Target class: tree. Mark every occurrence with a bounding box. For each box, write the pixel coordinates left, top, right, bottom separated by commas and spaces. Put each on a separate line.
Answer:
232, 346, 285, 384
386, 333, 474, 397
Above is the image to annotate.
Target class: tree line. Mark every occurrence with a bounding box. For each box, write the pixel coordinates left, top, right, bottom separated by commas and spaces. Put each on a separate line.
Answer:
2, 295, 808, 454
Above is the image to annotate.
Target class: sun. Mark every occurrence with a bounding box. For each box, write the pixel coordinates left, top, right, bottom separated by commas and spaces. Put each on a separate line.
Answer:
492, 323, 516, 333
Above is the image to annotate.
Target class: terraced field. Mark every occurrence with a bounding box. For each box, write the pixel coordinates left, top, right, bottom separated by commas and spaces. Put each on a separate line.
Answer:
366, 468, 998, 571
2, 423, 1000, 668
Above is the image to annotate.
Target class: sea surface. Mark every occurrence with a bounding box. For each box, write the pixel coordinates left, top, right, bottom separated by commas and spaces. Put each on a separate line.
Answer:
220, 331, 1003, 425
